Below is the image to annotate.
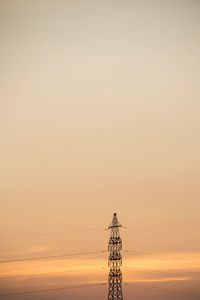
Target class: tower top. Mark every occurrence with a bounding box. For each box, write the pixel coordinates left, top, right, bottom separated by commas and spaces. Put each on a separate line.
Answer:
108, 213, 122, 229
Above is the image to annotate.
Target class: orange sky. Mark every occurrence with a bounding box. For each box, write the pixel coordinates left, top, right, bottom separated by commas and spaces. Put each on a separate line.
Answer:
0, 0, 200, 299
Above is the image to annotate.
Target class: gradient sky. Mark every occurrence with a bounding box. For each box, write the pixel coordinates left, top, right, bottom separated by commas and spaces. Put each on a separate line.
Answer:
0, 0, 200, 299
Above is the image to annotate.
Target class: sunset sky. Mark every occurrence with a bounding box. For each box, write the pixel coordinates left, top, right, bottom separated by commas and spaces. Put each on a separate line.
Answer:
0, 0, 200, 299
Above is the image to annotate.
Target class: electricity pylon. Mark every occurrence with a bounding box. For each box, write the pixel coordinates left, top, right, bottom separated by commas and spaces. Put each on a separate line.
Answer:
108, 213, 123, 300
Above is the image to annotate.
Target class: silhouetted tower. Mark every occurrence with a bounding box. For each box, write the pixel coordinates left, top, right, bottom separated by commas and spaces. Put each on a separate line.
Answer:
108, 213, 123, 300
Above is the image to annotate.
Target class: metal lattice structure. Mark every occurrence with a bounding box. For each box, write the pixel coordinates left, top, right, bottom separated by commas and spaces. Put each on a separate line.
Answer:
108, 213, 123, 300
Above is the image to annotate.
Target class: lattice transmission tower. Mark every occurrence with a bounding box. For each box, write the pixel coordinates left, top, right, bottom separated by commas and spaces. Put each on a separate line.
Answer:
108, 213, 123, 300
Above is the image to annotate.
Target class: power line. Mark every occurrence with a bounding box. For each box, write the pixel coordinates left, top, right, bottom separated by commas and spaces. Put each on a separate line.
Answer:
122, 266, 200, 280
2, 265, 199, 282
125, 282, 200, 298
0, 282, 107, 297
1, 281, 200, 298
0, 266, 106, 280
123, 249, 200, 264
0, 228, 104, 240
0, 250, 106, 264
122, 250, 200, 280
2, 226, 199, 243
124, 226, 200, 242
